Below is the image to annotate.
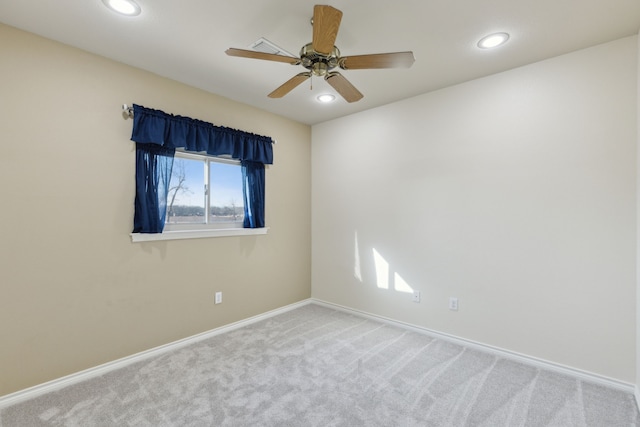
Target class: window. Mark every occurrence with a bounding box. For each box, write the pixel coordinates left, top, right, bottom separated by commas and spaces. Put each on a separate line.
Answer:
129, 104, 272, 242
164, 151, 245, 231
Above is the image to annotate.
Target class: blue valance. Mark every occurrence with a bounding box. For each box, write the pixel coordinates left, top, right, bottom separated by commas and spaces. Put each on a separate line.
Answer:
130, 104, 274, 164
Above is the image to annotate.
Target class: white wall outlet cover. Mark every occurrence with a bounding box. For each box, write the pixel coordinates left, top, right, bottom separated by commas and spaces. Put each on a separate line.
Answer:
412, 291, 421, 303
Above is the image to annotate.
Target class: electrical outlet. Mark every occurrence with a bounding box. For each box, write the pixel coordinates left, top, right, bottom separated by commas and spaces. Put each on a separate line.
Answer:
215, 292, 222, 304
449, 297, 458, 311
412, 291, 421, 303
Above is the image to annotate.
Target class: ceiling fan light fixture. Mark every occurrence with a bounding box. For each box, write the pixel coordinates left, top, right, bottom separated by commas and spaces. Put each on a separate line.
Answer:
317, 94, 336, 103
225, 5, 414, 103
102, 0, 141, 16
477, 32, 510, 49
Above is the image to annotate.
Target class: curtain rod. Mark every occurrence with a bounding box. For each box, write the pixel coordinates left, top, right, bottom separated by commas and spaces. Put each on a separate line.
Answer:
122, 104, 134, 119
121, 104, 277, 144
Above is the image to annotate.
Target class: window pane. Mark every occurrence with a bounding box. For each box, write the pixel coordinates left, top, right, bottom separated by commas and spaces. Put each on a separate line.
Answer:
209, 161, 244, 224
166, 157, 205, 224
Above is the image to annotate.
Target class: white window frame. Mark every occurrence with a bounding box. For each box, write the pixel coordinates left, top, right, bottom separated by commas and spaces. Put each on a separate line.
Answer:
130, 150, 268, 242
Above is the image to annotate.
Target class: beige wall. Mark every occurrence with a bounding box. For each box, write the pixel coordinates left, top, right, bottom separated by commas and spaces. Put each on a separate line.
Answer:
0, 23, 311, 397
636, 29, 640, 399
313, 36, 637, 383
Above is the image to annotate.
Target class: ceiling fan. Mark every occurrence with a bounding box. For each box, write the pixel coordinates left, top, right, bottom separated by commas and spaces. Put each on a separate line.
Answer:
225, 5, 415, 103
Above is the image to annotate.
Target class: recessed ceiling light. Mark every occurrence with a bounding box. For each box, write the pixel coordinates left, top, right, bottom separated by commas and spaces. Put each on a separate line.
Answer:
102, 0, 141, 16
477, 32, 510, 49
317, 94, 336, 103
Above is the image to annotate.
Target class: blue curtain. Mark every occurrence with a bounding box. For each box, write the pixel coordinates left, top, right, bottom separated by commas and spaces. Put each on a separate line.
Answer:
133, 143, 175, 233
242, 161, 266, 228
130, 104, 273, 164
130, 104, 274, 233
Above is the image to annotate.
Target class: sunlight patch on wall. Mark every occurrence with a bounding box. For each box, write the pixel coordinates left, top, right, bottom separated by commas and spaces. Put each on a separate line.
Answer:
394, 272, 413, 293
371, 247, 415, 294
354, 231, 363, 282
372, 248, 389, 289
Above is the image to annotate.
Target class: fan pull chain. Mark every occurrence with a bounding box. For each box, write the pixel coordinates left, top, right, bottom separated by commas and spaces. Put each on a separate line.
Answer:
310, 75, 313, 91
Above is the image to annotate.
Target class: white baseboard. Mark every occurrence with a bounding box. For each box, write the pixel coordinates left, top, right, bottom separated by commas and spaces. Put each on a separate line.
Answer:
311, 298, 636, 394
0, 299, 312, 409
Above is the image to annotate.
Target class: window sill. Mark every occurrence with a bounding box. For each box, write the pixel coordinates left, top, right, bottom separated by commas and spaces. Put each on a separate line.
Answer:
130, 227, 268, 243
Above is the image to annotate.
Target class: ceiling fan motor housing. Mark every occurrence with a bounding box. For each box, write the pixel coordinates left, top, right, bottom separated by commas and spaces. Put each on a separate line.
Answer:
300, 43, 340, 76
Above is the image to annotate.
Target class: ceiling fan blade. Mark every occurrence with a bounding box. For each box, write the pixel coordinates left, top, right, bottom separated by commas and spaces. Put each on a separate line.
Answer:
325, 72, 363, 103
339, 51, 415, 70
312, 5, 342, 55
268, 73, 311, 98
225, 48, 300, 65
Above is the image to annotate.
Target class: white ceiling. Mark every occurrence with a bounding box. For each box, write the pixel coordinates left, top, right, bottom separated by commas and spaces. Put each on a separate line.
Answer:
1, 1, 639, 125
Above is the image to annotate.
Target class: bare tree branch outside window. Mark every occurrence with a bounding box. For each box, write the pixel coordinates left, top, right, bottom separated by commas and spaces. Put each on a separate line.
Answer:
166, 160, 192, 223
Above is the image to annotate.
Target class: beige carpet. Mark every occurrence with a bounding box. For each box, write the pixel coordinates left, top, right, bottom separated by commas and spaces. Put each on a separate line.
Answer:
1, 304, 638, 426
